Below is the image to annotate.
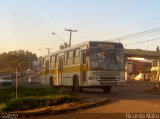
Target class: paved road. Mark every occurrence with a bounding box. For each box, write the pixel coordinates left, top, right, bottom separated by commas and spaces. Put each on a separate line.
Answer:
20, 81, 160, 119
81, 90, 160, 113
11, 75, 45, 88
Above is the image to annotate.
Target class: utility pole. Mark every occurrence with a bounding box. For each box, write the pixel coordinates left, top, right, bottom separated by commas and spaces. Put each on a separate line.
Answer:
117, 39, 123, 43
65, 28, 77, 46
46, 48, 52, 54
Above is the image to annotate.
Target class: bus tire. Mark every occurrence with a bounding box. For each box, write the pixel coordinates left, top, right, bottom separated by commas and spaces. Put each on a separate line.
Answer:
73, 75, 81, 92
103, 86, 111, 93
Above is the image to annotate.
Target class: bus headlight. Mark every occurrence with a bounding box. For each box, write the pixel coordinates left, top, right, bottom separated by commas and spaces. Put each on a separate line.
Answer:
89, 76, 99, 80
115, 77, 120, 80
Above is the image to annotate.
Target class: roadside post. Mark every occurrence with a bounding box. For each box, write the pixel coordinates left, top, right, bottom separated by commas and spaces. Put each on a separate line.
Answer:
15, 67, 18, 98
10, 55, 19, 99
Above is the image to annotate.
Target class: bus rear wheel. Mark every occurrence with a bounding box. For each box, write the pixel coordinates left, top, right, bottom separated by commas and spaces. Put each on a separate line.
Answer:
103, 86, 111, 93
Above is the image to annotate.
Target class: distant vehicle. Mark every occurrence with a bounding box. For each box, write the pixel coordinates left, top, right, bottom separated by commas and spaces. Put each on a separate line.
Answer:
0, 75, 12, 85
17, 72, 21, 77
28, 76, 38, 84
26, 69, 32, 74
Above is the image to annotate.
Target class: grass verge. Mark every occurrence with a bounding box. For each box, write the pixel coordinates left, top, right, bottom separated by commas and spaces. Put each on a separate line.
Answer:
0, 87, 81, 111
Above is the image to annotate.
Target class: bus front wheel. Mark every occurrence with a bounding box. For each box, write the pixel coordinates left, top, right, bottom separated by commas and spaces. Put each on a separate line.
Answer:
103, 86, 111, 93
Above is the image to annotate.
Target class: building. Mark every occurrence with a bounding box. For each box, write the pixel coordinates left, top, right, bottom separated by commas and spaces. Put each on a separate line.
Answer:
125, 58, 152, 80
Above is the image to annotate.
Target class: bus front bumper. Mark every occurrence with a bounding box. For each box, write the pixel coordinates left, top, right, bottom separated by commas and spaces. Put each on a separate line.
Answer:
99, 80, 126, 86
116, 80, 126, 86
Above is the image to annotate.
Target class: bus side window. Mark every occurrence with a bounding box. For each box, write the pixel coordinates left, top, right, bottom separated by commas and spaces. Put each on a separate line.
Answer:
67, 50, 74, 65
82, 50, 87, 64
74, 49, 80, 64
45, 60, 50, 72
56, 55, 59, 68
64, 52, 67, 66
42, 58, 45, 69
55, 55, 57, 67
50, 55, 56, 68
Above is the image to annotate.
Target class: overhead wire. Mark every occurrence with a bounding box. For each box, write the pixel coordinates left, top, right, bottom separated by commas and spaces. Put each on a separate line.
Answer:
107, 26, 160, 48
110, 27, 160, 41
126, 38, 160, 46
142, 21, 160, 28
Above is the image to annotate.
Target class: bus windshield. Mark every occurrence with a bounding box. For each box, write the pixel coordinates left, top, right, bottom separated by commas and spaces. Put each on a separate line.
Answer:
89, 48, 124, 70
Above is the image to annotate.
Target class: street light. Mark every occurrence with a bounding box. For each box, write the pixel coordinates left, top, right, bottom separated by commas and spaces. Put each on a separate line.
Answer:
52, 32, 69, 49
52, 32, 65, 43
39, 48, 52, 54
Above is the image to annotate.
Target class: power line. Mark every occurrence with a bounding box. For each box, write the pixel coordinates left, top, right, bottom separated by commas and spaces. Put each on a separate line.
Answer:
110, 27, 160, 41
143, 16, 160, 25
126, 37, 160, 46
142, 20, 160, 28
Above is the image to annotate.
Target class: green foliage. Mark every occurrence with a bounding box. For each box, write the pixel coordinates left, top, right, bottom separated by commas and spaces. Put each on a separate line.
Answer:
5, 95, 80, 111
0, 50, 37, 73
59, 42, 69, 50
0, 87, 81, 111
0, 87, 15, 104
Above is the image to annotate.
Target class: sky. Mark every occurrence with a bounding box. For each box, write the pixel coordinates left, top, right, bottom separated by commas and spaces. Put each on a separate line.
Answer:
1, 0, 160, 57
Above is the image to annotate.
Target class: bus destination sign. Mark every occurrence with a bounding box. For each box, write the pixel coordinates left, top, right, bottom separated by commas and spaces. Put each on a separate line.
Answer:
97, 44, 115, 48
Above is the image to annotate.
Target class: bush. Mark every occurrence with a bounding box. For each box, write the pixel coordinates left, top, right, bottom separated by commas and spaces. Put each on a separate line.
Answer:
5, 95, 81, 111
0, 87, 81, 111
0, 87, 15, 103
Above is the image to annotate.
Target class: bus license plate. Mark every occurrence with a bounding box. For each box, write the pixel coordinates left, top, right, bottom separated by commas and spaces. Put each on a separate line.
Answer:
100, 82, 116, 86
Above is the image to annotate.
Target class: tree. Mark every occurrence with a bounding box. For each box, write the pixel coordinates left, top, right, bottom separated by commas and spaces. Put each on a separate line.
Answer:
0, 50, 38, 73
59, 42, 69, 50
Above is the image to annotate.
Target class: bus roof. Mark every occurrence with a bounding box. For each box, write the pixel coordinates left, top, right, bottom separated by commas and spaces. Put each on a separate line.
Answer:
42, 41, 123, 58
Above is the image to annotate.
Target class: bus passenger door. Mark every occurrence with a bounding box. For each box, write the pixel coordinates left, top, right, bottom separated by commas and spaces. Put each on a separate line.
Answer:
58, 56, 64, 86
81, 50, 88, 86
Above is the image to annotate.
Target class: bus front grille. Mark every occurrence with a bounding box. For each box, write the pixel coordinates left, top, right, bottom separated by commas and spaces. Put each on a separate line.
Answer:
99, 71, 120, 76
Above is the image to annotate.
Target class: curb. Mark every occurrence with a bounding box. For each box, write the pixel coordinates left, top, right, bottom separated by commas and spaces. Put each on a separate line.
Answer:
138, 91, 160, 95
17, 98, 110, 117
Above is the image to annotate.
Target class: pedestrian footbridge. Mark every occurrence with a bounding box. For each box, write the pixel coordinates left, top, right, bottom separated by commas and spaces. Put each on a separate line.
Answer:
125, 49, 160, 59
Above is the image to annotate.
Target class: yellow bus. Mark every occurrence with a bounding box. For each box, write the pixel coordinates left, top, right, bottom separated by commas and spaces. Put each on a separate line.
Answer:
40, 41, 126, 93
